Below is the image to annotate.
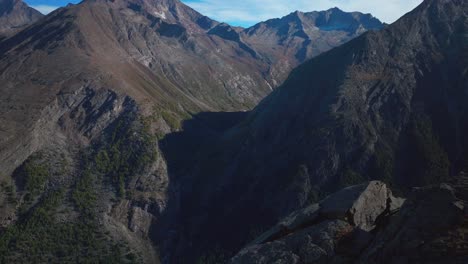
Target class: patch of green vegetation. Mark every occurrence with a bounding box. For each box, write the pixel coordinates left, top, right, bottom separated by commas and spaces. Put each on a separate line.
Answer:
161, 110, 182, 130
72, 169, 96, 216
22, 160, 49, 199
0, 116, 157, 263
91, 118, 158, 199
1, 158, 142, 264
0, 181, 16, 205
0, 188, 137, 263
95, 149, 111, 173
150, 104, 193, 132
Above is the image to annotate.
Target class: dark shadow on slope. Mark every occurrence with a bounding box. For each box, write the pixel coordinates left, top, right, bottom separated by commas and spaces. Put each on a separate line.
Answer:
159, 111, 248, 177
153, 111, 250, 263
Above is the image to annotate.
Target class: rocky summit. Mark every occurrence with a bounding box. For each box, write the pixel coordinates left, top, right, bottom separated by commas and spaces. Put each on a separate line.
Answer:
0, 0, 466, 263
0, 0, 42, 39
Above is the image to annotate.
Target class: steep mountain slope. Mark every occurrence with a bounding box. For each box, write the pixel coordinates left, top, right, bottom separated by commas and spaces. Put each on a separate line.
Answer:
0, 0, 43, 39
242, 8, 384, 85
0, 0, 385, 262
159, 0, 468, 261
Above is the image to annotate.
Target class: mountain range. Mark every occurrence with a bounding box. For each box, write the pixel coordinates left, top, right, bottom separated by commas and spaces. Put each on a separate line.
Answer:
156, 0, 468, 261
0, 0, 383, 176
0, 0, 467, 263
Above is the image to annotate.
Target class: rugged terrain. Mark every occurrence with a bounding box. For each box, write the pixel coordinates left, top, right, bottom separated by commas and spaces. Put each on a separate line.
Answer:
0, 0, 384, 176
155, 0, 468, 261
1, 0, 466, 263
0, 0, 42, 39
242, 7, 384, 85
232, 176, 468, 263
0, 0, 385, 263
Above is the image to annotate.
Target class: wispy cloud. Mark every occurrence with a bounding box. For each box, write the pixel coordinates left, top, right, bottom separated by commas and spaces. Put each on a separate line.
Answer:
30, 5, 60, 14
183, 0, 423, 27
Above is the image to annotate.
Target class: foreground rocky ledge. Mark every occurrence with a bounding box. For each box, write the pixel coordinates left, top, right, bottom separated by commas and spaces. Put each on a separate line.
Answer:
231, 177, 468, 263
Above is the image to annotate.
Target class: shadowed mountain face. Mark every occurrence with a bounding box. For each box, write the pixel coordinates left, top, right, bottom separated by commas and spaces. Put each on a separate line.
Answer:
0, 0, 386, 262
0, 0, 43, 39
158, 0, 467, 261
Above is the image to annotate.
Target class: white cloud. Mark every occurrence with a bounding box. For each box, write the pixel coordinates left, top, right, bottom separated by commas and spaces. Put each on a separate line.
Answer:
183, 0, 423, 26
30, 5, 60, 15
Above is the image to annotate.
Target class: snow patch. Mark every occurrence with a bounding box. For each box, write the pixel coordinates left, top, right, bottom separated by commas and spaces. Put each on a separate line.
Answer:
154, 11, 167, 19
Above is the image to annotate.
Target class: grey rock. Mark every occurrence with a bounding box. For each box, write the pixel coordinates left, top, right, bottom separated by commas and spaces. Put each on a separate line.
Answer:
233, 181, 406, 263
234, 176, 468, 264
359, 181, 468, 263
320, 181, 394, 232
130, 206, 154, 236
231, 220, 352, 264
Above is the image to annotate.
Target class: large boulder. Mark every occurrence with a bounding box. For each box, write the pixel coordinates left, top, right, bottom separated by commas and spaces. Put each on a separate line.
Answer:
250, 181, 402, 247
359, 182, 468, 263
320, 181, 398, 231
231, 181, 405, 264
232, 176, 468, 264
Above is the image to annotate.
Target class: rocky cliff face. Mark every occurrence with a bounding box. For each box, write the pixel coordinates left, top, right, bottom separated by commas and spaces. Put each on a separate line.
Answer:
232, 177, 468, 263
0, 0, 43, 39
157, 0, 468, 261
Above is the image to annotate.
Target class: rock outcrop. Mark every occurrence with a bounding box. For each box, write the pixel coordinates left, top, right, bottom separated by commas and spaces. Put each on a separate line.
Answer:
232, 177, 468, 263
360, 178, 468, 263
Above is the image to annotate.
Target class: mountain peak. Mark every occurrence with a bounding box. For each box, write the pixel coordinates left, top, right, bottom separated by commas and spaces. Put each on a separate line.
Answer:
81, 0, 217, 32
0, 0, 42, 38
0, 0, 24, 15
327, 7, 343, 12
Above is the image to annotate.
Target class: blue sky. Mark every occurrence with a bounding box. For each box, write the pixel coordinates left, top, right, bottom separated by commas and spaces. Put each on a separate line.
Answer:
24, 0, 423, 27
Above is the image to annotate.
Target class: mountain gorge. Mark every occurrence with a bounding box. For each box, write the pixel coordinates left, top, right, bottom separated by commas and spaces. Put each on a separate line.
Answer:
0, 0, 466, 263
156, 0, 468, 261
